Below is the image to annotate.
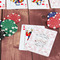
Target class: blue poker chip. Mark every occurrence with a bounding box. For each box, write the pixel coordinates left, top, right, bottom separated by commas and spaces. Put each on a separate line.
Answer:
47, 12, 57, 19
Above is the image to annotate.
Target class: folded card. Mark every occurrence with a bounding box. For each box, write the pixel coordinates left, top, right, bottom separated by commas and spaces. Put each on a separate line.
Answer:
25, 27, 57, 57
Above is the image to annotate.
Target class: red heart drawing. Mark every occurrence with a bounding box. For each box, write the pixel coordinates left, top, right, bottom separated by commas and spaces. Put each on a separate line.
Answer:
21, 3, 24, 5
23, 26, 25, 30
0, 1, 1, 3
25, 4, 27, 6
42, 3, 45, 5
0, 6, 1, 8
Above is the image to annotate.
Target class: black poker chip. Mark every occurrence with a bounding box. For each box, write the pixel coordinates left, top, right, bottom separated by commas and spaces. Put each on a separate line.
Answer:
0, 30, 6, 40
0, 20, 2, 24
0, 20, 2, 29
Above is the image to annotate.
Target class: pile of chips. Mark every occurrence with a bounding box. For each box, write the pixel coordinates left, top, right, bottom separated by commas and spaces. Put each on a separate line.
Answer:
0, 13, 21, 40
47, 12, 60, 29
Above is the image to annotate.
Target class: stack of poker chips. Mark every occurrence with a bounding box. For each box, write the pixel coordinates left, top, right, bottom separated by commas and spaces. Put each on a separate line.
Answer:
0, 20, 6, 40
0, 13, 21, 40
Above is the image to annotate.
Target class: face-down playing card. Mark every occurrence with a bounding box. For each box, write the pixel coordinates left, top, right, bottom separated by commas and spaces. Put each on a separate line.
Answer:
19, 24, 45, 50
0, 0, 5, 9
25, 27, 57, 57
7, 0, 27, 9
28, 0, 50, 9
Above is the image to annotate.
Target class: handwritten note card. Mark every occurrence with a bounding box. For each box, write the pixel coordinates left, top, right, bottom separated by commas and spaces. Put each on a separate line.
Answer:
50, 0, 60, 8
25, 27, 57, 57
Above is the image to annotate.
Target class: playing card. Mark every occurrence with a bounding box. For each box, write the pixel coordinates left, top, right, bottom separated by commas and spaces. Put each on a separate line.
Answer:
50, 0, 60, 8
19, 24, 45, 50
7, 0, 27, 9
25, 27, 57, 57
28, 0, 50, 9
0, 0, 5, 9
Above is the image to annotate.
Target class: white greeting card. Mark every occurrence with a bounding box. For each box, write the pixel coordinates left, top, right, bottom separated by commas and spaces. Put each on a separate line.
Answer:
25, 27, 57, 57
0, 0, 5, 9
50, 0, 60, 8
7, 0, 27, 9
19, 24, 45, 50
28, 0, 50, 9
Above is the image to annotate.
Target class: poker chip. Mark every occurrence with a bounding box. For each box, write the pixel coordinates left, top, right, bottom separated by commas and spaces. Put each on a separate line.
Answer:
0, 20, 2, 26
0, 20, 2, 24
1, 19, 18, 36
0, 30, 6, 40
0, 20, 2, 29
3, 13, 21, 24
47, 12, 57, 19
47, 13, 60, 29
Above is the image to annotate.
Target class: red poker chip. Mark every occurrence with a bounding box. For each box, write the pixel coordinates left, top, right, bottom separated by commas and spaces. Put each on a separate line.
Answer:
47, 13, 60, 29
3, 16, 7, 20
3, 13, 21, 24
